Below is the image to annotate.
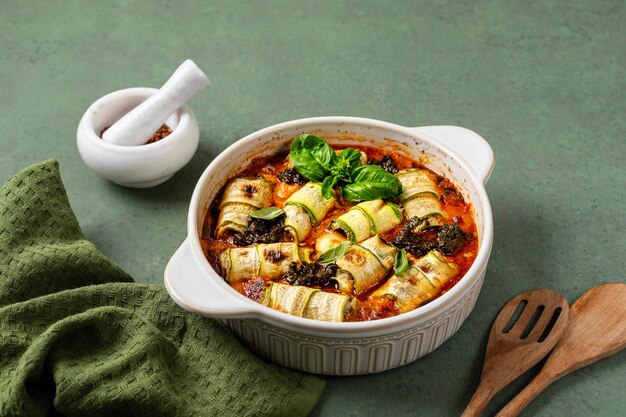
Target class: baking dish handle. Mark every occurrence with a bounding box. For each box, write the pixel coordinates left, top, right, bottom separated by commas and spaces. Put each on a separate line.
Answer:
410, 125, 494, 185
164, 238, 257, 318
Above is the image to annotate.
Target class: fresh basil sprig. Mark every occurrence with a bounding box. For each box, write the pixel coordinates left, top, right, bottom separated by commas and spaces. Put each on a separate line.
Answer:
250, 207, 285, 220
321, 148, 362, 199
289, 134, 402, 202
393, 248, 409, 275
331, 148, 361, 180
321, 176, 338, 200
290, 134, 337, 182
317, 241, 351, 265
341, 165, 402, 202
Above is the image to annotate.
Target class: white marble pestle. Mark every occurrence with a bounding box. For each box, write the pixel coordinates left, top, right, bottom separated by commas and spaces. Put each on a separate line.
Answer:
102, 59, 210, 146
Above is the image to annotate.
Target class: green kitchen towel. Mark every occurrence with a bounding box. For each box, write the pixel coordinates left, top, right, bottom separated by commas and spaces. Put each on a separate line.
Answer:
0, 159, 325, 417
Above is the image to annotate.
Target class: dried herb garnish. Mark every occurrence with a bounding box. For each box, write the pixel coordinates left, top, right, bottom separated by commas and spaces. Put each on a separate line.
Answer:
284, 262, 339, 287
442, 187, 465, 204
277, 167, 307, 185
393, 216, 469, 257
435, 224, 468, 255
233, 214, 287, 246
367, 155, 399, 174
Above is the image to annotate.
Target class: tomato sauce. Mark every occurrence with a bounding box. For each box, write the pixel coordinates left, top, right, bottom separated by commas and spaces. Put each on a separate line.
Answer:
201, 145, 478, 321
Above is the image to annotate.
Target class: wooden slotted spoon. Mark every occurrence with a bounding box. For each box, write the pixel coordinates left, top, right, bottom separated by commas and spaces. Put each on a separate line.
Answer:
496, 282, 626, 417
461, 289, 571, 417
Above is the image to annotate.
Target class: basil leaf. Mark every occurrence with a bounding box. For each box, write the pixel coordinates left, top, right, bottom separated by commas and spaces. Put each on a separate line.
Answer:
317, 241, 351, 265
329, 148, 361, 182
338, 148, 361, 173
250, 207, 285, 220
394, 249, 409, 275
290, 134, 337, 182
321, 176, 337, 200
340, 165, 403, 201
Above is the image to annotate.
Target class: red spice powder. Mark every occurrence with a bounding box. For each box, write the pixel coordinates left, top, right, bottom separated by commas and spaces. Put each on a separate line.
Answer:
100, 124, 172, 144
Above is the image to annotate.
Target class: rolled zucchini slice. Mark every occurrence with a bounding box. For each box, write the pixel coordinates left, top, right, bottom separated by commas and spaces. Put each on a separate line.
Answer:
330, 208, 372, 242
216, 177, 273, 239
403, 193, 444, 222
414, 250, 458, 287
285, 182, 335, 225
332, 269, 354, 294
268, 283, 316, 317
258, 242, 301, 278
283, 204, 312, 242
359, 235, 397, 270
371, 266, 439, 313
335, 235, 397, 295
219, 242, 302, 282
303, 291, 354, 322
357, 199, 402, 234
219, 177, 274, 208
215, 202, 255, 237
330, 199, 402, 243
372, 251, 458, 312
315, 231, 348, 255
219, 246, 260, 283
396, 169, 439, 202
298, 246, 314, 264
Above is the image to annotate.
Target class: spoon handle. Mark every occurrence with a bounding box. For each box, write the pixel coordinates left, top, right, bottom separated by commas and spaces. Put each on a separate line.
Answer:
495, 371, 560, 417
460, 382, 496, 417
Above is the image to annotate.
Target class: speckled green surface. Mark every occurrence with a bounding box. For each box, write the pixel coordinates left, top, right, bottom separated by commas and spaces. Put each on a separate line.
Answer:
1, 1, 624, 416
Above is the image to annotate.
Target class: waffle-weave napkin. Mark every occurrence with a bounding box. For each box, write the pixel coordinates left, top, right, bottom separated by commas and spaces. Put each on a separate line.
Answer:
0, 159, 324, 417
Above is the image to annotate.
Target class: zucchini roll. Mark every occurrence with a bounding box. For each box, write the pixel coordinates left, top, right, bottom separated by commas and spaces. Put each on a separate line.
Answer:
216, 177, 273, 239
371, 266, 438, 313
304, 291, 354, 322
283, 204, 312, 242
372, 251, 458, 312
332, 269, 355, 295
396, 169, 439, 202
267, 283, 353, 322
330, 199, 402, 243
414, 250, 458, 287
315, 231, 348, 255
267, 282, 316, 317
335, 235, 398, 295
396, 169, 443, 221
219, 242, 302, 282
403, 193, 444, 221
284, 182, 335, 241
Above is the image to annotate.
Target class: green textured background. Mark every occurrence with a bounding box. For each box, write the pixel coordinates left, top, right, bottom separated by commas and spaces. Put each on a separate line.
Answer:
1, 1, 624, 416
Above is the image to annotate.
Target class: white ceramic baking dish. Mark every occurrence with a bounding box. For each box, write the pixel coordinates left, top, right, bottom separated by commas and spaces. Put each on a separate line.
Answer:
165, 117, 494, 375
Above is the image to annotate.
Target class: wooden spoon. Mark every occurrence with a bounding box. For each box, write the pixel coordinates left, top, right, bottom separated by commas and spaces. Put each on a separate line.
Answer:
496, 282, 626, 417
461, 289, 571, 417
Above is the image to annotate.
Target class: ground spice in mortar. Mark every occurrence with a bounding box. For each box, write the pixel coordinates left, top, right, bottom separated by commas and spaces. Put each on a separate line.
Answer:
100, 124, 172, 144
